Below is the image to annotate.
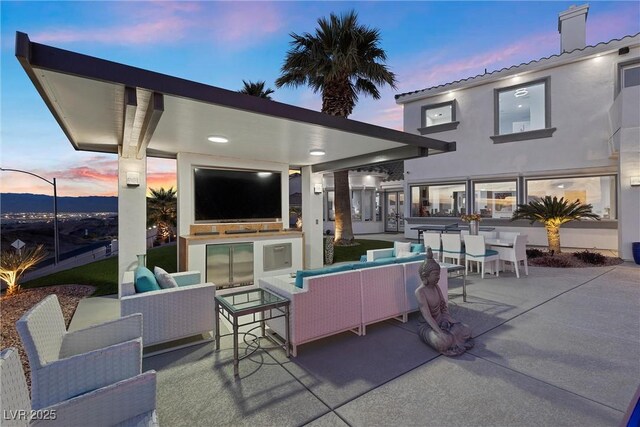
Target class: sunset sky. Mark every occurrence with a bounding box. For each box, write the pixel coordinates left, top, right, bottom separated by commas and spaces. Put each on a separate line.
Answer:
1, 1, 638, 198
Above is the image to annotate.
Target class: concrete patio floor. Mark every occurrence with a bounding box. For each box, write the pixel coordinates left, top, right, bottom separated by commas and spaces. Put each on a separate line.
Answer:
69, 261, 639, 426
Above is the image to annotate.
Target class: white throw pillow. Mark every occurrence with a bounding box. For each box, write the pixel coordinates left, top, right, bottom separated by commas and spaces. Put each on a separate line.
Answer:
394, 241, 411, 257
396, 250, 413, 258
154, 266, 178, 289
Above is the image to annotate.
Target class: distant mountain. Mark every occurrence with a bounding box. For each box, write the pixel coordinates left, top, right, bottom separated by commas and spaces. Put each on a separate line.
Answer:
1, 193, 118, 213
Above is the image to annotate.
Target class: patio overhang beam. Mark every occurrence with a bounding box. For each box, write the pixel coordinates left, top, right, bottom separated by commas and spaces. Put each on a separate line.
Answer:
14, 31, 454, 155
135, 92, 164, 160
120, 87, 137, 157
312, 145, 435, 173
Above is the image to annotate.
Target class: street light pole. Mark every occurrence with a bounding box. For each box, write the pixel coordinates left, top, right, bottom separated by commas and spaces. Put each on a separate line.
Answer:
0, 167, 60, 265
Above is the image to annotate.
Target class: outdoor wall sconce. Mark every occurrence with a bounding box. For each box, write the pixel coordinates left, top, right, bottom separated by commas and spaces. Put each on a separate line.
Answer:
630, 176, 640, 187
126, 171, 140, 187
314, 183, 323, 194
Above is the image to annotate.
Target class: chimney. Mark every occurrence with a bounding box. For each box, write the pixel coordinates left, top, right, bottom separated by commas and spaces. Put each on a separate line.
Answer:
558, 4, 589, 53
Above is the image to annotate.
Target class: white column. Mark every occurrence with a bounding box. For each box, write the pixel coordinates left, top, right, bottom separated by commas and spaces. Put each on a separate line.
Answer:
301, 166, 324, 268
118, 150, 147, 286
617, 87, 640, 261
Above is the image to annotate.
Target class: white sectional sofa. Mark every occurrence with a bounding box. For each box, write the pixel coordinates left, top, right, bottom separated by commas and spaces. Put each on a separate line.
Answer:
259, 257, 448, 356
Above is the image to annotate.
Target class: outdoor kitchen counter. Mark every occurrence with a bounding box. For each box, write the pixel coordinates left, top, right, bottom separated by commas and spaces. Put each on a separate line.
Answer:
178, 231, 304, 273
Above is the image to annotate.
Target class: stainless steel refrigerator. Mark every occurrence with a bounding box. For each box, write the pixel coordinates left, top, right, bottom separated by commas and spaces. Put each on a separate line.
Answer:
206, 243, 254, 288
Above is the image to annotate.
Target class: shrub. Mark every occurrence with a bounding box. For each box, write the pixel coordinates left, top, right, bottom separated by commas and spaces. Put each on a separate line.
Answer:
526, 248, 546, 259
0, 245, 47, 296
572, 250, 606, 265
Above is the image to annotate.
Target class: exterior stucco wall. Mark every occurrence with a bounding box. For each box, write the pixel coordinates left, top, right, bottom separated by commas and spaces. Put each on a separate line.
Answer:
403, 53, 621, 178
617, 86, 640, 260
399, 46, 640, 253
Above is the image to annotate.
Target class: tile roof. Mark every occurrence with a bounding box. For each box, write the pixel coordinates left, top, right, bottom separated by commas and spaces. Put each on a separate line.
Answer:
395, 33, 640, 102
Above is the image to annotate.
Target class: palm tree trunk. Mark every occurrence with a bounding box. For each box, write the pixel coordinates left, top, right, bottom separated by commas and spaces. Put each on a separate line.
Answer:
545, 224, 561, 254
334, 170, 354, 245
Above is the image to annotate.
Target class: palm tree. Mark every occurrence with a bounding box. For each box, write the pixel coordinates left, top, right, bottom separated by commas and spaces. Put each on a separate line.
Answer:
275, 10, 397, 245
238, 80, 275, 99
511, 196, 600, 253
147, 187, 177, 243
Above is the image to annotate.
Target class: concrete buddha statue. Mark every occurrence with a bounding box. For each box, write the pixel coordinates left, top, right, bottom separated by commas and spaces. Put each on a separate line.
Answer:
415, 248, 474, 356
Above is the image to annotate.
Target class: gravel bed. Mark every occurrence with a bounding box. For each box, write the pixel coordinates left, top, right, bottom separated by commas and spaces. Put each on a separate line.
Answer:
0, 285, 95, 391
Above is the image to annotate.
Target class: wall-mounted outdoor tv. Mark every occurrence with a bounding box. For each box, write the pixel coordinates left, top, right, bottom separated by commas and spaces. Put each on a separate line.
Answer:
194, 168, 282, 222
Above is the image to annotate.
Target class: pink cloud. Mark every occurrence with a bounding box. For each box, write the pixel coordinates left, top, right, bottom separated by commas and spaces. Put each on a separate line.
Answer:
587, 4, 640, 45
30, 1, 284, 49
32, 1, 200, 45
395, 31, 558, 92
147, 172, 177, 191
32, 19, 190, 46
207, 2, 285, 47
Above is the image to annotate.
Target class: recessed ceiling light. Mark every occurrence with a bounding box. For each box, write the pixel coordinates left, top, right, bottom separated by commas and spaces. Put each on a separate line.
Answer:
257, 172, 272, 178
557, 184, 565, 189
207, 136, 229, 143
309, 149, 326, 156
514, 88, 528, 98
518, 104, 523, 108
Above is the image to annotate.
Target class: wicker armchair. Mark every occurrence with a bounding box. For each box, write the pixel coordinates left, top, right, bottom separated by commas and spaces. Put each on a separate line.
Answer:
15, 295, 143, 410
120, 270, 216, 348
1, 347, 157, 427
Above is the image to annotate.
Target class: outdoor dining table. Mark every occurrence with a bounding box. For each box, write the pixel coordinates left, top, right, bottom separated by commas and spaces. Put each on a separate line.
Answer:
484, 238, 514, 248
412, 223, 496, 241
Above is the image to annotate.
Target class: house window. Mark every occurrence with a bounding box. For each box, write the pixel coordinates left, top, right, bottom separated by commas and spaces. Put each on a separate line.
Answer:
473, 181, 517, 219
491, 77, 555, 143
363, 189, 374, 221
326, 190, 335, 221
418, 100, 459, 135
375, 191, 382, 221
351, 190, 362, 221
410, 183, 466, 217
622, 63, 640, 89
526, 175, 616, 219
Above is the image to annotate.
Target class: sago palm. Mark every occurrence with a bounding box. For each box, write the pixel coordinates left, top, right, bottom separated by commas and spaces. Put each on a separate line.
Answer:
511, 196, 599, 253
147, 187, 177, 243
238, 80, 275, 99
276, 10, 396, 245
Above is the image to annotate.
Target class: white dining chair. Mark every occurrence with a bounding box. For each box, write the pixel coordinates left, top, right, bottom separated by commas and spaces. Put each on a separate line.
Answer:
441, 233, 464, 265
423, 232, 442, 261
493, 234, 529, 278
464, 235, 500, 279
479, 231, 497, 238
498, 231, 520, 241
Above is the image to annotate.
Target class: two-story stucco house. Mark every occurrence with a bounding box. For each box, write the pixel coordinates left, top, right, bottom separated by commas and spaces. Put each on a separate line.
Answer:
395, 4, 640, 260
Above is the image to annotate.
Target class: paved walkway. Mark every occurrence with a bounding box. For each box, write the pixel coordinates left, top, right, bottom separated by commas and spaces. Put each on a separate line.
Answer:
130, 262, 638, 426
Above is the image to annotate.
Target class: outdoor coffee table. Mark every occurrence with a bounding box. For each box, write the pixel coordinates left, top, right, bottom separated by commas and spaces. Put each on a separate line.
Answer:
215, 288, 290, 377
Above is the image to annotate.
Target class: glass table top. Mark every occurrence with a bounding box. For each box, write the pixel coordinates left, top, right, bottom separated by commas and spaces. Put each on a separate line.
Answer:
216, 288, 288, 314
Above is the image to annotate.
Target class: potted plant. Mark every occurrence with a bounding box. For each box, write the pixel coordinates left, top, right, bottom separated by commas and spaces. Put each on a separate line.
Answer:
460, 213, 482, 235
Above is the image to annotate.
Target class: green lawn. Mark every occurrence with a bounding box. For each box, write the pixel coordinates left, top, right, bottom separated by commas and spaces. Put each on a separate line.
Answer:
331, 239, 393, 263
21, 239, 392, 296
23, 244, 178, 297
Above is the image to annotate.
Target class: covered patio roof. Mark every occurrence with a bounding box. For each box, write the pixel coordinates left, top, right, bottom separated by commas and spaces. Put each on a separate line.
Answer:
15, 32, 455, 172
